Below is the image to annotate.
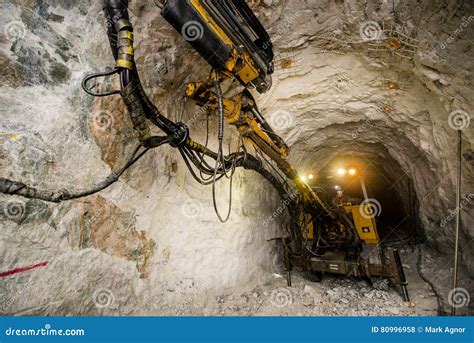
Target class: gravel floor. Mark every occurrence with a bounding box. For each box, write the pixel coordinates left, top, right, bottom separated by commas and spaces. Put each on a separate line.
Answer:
151, 245, 474, 316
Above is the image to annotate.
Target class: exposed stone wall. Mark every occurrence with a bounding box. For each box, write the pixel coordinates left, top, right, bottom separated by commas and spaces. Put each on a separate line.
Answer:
0, 0, 472, 315
254, 0, 473, 276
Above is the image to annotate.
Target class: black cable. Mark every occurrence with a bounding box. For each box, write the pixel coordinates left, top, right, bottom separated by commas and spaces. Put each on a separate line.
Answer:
180, 147, 226, 185
255, 148, 293, 194
179, 148, 216, 185
81, 68, 121, 97
416, 245, 445, 315
408, 174, 444, 314
214, 80, 224, 142
198, 109, 214, 181
211, 79, 233, 222
184, 148, 216, 175
0, 139, 169, 203
249, 147, 304, 247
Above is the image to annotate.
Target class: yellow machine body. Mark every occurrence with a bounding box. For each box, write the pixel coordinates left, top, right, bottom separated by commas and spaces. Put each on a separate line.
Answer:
185, 81, 287, 159
300, 212, 314, 240
347, 204, 380, 244
188, 0, 262, 87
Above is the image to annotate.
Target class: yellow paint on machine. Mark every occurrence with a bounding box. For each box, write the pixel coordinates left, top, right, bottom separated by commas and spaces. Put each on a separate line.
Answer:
190, 0, 233, 45
189, 0, 260, 84
350, 204, 380, 244
300, 212, 314, 240
237, 51, 260, 84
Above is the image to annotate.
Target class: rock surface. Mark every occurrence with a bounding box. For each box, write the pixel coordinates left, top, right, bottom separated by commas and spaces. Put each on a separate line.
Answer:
0, 0, 472, 315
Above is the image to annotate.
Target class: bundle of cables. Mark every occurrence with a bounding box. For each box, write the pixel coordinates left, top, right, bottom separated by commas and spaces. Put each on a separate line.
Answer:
0, 1, 290, 218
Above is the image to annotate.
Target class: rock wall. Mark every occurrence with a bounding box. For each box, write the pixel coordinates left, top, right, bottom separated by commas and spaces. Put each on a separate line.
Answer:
0, 0, 473, 315
255, 0, 473, 277
0, 0, 283, 315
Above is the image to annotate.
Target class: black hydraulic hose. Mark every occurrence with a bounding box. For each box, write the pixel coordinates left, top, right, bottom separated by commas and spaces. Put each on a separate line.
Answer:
211, 79, 233, 222
234, 155, 292, 206
99, 0, 297, 228
416, 245, 445, 315
236, 152, 303, 251
102, 0, 123, 59
214, 80, 224, 141
213, 79, 235, 179
229, 0, 273, 64
181, 141, 297, 223
179, 148, 222, 185
4, 0, 308, 256
82, 68, 121, 97
197, 108, 213, 181
0, 139, 169, 203
103, 0, 185, 140
181, 148, 225, 183
230, 0, 272, 44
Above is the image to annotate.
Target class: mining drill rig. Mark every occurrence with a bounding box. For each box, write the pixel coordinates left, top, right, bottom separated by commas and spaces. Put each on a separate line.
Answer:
0, 0, 409, 301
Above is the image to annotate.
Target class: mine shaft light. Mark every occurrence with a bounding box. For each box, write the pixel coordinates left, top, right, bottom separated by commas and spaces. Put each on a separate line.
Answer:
300, 173, 314, 182
337, 167, 357, 176
334, 166, 367, 200
337, 168, 346, 175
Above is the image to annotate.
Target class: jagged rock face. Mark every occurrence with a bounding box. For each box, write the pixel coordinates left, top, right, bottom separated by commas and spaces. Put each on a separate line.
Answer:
0, 0, 283, 315
0, 0, 472, 315
254, 0, 474, 275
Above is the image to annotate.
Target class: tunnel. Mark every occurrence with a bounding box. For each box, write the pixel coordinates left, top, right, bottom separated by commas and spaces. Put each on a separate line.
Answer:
302, 152, 424, 244
0, 0, 473, 317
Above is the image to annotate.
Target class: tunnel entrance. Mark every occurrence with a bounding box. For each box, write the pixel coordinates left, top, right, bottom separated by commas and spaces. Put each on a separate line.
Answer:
304, 154, 425, 245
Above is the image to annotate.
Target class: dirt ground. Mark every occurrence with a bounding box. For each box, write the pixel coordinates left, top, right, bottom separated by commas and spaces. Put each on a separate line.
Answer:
157, 245, 472, 316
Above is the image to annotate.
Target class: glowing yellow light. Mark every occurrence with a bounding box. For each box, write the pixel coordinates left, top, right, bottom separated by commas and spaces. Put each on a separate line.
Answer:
308, 174, 314, 180
348, 168, 356, 176
300, 175, 307, 182
11, 134, 18, 141
337, 168, 346, 175
335, 185, 341, 190
386, 81, 399, 90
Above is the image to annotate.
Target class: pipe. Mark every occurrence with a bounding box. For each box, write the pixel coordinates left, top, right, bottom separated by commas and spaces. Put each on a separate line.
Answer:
451, 130, 462, 316
360, 177, 369, 200
393, 248, 410, 302
102, 0, 187, 142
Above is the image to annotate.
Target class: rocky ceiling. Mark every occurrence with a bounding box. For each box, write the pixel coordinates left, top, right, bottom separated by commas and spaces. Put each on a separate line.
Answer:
0, 0, 472, 315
